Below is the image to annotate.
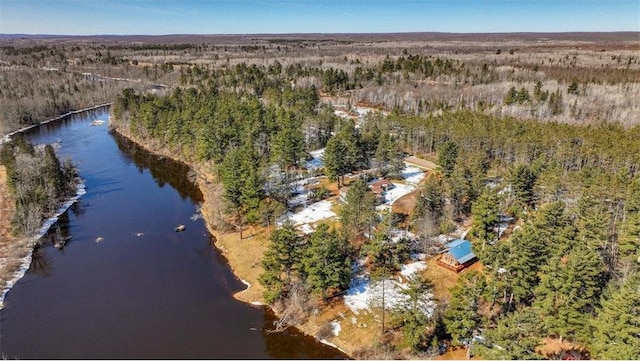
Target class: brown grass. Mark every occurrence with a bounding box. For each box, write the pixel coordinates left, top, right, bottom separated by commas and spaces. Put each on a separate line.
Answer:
392, 189, 419, 218
535, 337, 588, 359
421, 256, 483, 303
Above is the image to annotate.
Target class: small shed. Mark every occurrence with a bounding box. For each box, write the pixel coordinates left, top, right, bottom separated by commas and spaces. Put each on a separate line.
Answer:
369, 179, 394, 195
437, 239, 478, 273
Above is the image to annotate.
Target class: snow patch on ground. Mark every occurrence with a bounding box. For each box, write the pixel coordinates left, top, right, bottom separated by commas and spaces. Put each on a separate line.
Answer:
400, 261, 427, 278
401, 164, 425, 185
279, 200, 337, 227
383, 182, 415, 205
344, 275, 435, 317
331, 320, 342, 336
305, 148, 325, 170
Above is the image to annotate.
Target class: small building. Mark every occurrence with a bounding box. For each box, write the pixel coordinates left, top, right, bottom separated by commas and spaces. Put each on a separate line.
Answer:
368, 179, 394, 195
437, 239, 478, 273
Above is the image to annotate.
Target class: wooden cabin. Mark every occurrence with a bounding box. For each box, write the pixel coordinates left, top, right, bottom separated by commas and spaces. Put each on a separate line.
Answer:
437, 239, 478, 273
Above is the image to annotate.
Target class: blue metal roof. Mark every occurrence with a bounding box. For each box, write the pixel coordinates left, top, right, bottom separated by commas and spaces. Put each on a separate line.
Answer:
446, 239, 476, 264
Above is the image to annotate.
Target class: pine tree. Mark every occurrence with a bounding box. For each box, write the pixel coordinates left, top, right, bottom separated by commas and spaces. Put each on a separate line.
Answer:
502, 227, 547, 308
258, 222, 305, 304
589, 273, 640, 359
470, 187, 499, 253
301, 223, 352, 299
437, 141, 459, 177
510, 164, 537, 208
394, 276, 434, 351
43, 144, 65, 199
473, 308, 542, 360
340, 178, 377, 241
271, 110, 305, 168
533, 243, 606, 342
618, 178, 640, 274
444, 271, 487, 351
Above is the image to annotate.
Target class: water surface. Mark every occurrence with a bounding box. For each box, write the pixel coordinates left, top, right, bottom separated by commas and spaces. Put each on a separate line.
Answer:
0, 107, 346, 359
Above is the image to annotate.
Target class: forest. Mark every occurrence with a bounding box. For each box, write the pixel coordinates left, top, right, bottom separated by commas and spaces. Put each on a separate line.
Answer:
0, 138, 79, 237
111, 54, 639, 358
2, 33, 639, 359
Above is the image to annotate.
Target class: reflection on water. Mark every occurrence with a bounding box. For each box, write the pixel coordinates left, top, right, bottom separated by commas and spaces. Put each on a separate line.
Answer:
112, 132, 202, 202
0, 106, 348, 359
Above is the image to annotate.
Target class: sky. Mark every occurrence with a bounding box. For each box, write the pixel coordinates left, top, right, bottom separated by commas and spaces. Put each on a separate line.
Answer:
1, 0, 638, 35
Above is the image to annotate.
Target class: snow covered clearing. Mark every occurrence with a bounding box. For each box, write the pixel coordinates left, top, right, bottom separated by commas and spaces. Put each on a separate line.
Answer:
373, 163, 425, 210
401, 165, 425, 185
278, 199, 337, 228
344, 273, 435, 317
381, 182, 414, 205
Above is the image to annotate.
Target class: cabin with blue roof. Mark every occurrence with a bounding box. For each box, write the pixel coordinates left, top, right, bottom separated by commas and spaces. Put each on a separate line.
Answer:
437, 239, 478, 273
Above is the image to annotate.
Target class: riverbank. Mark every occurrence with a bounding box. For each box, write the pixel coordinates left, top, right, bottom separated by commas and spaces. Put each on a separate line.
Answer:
0, 166, 86, 309
108, 122, 364, 358
1, 103, 113, 144
0, 104, 109, 309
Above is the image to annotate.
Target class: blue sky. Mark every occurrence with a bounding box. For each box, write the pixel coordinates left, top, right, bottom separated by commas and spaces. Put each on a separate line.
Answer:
1, 0, 638, 35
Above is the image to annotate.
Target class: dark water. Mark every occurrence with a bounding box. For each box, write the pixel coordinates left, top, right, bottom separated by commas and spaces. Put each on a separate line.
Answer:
0, 107, 346, 359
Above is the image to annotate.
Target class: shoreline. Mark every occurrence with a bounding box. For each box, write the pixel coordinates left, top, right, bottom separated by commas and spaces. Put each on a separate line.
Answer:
108, 122, 357, 358
0, 104, 112, 309
0, 181, 86, 309
1, 103, 113, 142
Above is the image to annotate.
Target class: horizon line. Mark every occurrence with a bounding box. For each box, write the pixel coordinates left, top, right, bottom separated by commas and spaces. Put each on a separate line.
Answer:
2, 30, 639, 38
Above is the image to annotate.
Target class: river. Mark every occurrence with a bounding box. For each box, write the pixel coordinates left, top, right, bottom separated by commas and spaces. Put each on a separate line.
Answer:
0, 106, 346, 359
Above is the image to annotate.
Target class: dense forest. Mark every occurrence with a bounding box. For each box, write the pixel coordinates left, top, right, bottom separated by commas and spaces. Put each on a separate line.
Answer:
0, 138, 79, 236
111, 54, 640, 358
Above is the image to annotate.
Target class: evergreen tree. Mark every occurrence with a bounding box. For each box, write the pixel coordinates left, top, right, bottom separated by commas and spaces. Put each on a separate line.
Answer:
470, 187, 499, 253
504, 86, 518, 105
340, 178, 377, 240
533, 243, 606, 342
301, 223, 352, 299
618, 178, 640, 274
323, 122, 360, 186
473, 308, 542, 360
589, 273, 640, 360
412, 175, 445, 224
549, 88, 564, 116
510, 164, 537, 208
271, 110, 306, 168
43, 144, 65, 199
437, 140, 459, 177
258, 222, 305, 304
444, 271, 487, 354
394, 276, 434, 351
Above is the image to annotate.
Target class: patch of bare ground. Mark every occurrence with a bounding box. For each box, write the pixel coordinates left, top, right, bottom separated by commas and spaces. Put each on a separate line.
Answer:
535, 337, 588, 359
422, 256, 483, 304
392, 189, 419, 218
0, 165, 34, 298
435, 346, 480, 360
